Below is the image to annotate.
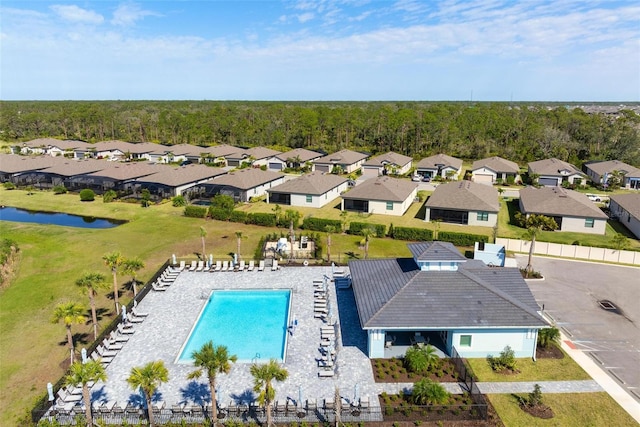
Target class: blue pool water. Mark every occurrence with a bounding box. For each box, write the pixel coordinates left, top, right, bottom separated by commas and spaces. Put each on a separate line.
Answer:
0, 206, 125, 228
178, 290, 291, 363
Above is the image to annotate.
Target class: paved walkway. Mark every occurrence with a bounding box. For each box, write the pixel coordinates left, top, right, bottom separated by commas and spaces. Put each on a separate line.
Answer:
476, 380, 602, 394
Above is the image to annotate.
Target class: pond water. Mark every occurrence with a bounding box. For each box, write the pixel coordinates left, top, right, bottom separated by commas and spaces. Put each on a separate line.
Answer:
0, 206, 126, 229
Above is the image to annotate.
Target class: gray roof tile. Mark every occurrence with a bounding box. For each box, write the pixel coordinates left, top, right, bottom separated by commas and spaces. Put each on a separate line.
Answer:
212, 168, 284, 189
342, 176, 418, 202
416, 154, 463, 171
267, 172, 347, 195
519, 186, 608, 219
407, 241, 467, 262
314, 149, 368, 165
425, 181, 499, 212
363, 151, 413, 168
609, 193, 640, 219
471, 156, 520, 174
528, 158, 584, 177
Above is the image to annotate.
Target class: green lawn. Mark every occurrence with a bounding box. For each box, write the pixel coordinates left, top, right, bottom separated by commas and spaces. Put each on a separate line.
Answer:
488, 393, 638, 427
466, 348, 591, 382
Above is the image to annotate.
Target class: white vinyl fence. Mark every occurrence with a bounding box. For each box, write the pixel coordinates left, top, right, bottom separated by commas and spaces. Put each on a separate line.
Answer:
496, 237, 640, 266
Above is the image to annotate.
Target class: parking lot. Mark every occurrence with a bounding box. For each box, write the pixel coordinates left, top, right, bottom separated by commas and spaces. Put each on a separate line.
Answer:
516, 255, 640, 402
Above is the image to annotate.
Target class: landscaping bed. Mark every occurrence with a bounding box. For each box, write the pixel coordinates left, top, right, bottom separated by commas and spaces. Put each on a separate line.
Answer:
372, 358, 461, 383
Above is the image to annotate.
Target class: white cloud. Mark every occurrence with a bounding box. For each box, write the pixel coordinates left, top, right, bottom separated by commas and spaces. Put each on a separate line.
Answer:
111, 2, 160, 27
297, 12, 314, 23
50, 5, 103, 24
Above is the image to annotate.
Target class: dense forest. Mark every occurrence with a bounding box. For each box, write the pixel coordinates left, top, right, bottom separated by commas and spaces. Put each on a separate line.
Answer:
1, 101, 639, 166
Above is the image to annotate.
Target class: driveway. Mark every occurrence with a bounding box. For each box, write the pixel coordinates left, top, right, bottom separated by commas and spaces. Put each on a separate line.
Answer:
515, 255, 640, 402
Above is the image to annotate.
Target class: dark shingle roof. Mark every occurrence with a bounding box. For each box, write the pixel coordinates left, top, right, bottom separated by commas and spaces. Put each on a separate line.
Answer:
138, 164, 226, 186
275, 148, 324, 163
341, 176, 418, 202
0, 154, 60, 173
471, 156, 520, 174
349, 255, 545, 329
407, 241, 467, 262
585, 160, 640, 178
267, 172, 347, 195
519, 186, 608, 219
416, 154, 463, 171
212, 168, 284, 189
609, 193, 640, 219
363, 151, 413, 168
528, 158, 584, 177
314, 149, 368, 165
425, 181, 499, 212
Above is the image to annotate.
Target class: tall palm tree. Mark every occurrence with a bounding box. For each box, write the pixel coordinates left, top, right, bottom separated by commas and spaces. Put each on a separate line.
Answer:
187, 341, 237, 425
325, 225, 337, 263
127, 360, 169, 427
360, 227, 376, 260
52, 302, 87, 364
65, 360, 107, 426
235, 231, 245, 262
122, 257, 145, 297
250, 359, 288, 427
523, 214, 557, 277
102, 251, 125, 314
75, 272, 108, 340
200, 226, 207, 258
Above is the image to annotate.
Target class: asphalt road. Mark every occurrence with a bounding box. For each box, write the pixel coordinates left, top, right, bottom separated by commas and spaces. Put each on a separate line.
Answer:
515, 255, 640, 402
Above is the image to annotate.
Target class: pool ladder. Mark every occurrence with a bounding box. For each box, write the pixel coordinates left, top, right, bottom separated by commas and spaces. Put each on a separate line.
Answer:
251, 353, 261, 363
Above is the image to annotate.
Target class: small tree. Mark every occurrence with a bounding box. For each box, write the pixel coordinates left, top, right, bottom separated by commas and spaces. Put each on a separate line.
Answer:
122, 257, 145, 297
251, 359, 288, 427
523, 215, 558, 277
537, 327, 561, 349
487, 345, 518, 372
527, 383, 543, 407
339, 210, 349, 232
79, 189, 95, 201
200, 226, 207, 258
411, 379, 450, 405
52, 302, 87, 364
235, 231, 245, 262
127, 361, 169, 427
172, 195, 186, 207
211, 194, 235, 212
53, 184, 67, 194
75, 272, 109, 340
103, 251, 125, 314
405, 344, 440, 374
103, 189, 117, 203
325, 225, 337, 263
611, 233, 629, 251
65, 360, 107, 426
360, 226, 376, 259
140, 189, 152, 207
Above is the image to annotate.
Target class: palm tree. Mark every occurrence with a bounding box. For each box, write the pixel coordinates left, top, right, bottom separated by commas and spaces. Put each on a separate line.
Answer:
123, 257, 145, 297
52, 302, 87, 364
523, 215, 558, 277
127, 360, 169, 427
250, 359, 289, 427
235, 231, 245, 262
325, 225, 337, 263
187, 341, 237, 425
339, 210, 348, 232
537, 326, 561, 349
411, 378, 450, 405
75, 272, 108, 340
272, 204, 282, 225
65, 360, 107, 426
102, 251, 125, 314
200, 226, 207, 258
360, 227, 376, 259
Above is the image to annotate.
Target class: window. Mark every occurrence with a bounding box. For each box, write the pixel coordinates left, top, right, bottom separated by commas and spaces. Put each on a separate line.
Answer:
459, 335, 472, 347
585, 218, 594, 228
306, 195, 312, 203
386, 201, 393, 210
477, 211, 489, 221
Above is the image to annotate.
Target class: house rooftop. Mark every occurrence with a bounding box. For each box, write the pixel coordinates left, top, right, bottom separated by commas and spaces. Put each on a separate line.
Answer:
84, 162, 160, 180
138, 164, 226, 186
528, 158, 584, 177
425, 181, 500, 212
610, 193, 640, 218
585, 160, 640, 178
267, 172, 347, 195
275, 148, 323, 163
471, 156, 520, 173
416, 154, 463, 171
0, 154, 61, 173
314, 149, 368, 165
341, 176, 418, 202
39, 158, 108, 177
407, 241, 467, 263
212, 168, 284, 189
363, 151, 413, 168
21, 138, 90, 150
519, 186, 608, 219
245, 147, 281, 160
92, 140, 156, 154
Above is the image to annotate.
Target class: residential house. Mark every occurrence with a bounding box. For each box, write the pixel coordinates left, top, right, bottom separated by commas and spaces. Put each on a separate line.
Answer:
527, 158, 586, 187
267, 172, 348, 208
200, 144, 248, 167
90, 140, 156, 161
244, 147, 282, 168
341, 176, 418, 216
68, 162, 159, 193
361, 151, 413, 178
471, 156, 520, 184
132, 164, 227, 198
349, 241, 547, 358
519, 186, 608, 234
313, 149, 369, 174
424, 181, 499, 226
204, 168, 285, 202
18, 138, 89, 159
608, 194, 640, 239
267, 148, 323, 171
584, 160, 640, 190
415, 154, 463, 180
0, 153, 60, 183
21, 158, 108, 189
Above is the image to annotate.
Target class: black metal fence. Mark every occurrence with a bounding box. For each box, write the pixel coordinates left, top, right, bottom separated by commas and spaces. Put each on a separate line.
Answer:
450, 346, 488, 420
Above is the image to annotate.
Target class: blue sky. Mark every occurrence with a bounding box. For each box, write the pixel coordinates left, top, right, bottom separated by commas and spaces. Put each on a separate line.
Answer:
1, 1, 638, 101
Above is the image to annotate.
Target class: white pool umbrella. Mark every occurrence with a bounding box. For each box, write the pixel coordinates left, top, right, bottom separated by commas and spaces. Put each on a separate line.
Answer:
121, 305, 127, 322
81, 348, 87, 363
47, 383, 54, 402
172, 254, 177, 265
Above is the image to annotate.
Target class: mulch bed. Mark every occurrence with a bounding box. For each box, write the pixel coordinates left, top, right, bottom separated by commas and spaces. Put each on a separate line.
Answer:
520, 403, 555, 419
371, 358, 461, 383
535, 345, 564, 359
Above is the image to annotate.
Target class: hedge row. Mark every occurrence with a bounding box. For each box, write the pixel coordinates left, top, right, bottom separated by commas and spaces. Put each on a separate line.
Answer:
184, 205, 207, 218
438, 231, 488, 246
348, 221, 386, 237
302, 217, 342, 232
392, 226, 434, 241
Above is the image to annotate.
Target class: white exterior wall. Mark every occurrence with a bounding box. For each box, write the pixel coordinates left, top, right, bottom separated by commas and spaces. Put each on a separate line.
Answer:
559, 216, 606, 235
467, 211, 498, 227
396, 162, 412, 175
610, 200, 640, 239
451, 328, 538, 358
366, 190, 416, 216
440, 166, 460, 179
368, 329, 386, 358
285, 182, 348, 208
245, 177, 286, 201
471, 167, 497, 182
344, 159, 365, 174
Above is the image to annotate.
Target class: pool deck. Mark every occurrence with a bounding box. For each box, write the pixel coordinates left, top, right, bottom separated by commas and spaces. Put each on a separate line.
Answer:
91, 265, 400, 411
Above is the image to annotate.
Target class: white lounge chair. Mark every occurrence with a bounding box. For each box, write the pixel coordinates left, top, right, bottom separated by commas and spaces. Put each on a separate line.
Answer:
91, 352, 113, 365
272, 260, 279, 271
247, 260, 255, 271
258, 260, 265, 271
110, 331, 129, 343
103, 339, 123, 351
238, 260, 245, 271
214, 260, 222, 272
221, 260, 229, 271
188, 261, 197, 271
318, 370, 334, 378
176, 260, 186, 271
196, 260, 204, 271
97, 345, 118, 358
152, 282, 167, 291
132, 307, 148, 317
127, 313, 144, 323
117, 324, 135, 335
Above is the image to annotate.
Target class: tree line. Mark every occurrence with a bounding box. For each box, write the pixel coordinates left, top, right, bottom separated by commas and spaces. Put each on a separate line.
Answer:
1, 101, 638, 167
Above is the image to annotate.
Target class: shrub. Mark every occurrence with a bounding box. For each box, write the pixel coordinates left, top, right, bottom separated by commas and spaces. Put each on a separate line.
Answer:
302, 217, 342, 232
411, 379, 450, 405
229, 210, 248, 223
438, 231, 488, 246
349, 221, 386, 237
79, 189, 95, 201
209, 207, 231, 221
405, 345, 440, 373
487, 345, 518, 372
211, 194, 235, 212
393, 226, 434, 241
172, 195, 186, 207
3, 182, 16, 190
52, 184, 67, 194
247, 212, 277, 227
103, 190, 117, 203
140, 189, 151, 207
184, 205, 207, 218
254, 236, 266, 261
537, 326, 561, 349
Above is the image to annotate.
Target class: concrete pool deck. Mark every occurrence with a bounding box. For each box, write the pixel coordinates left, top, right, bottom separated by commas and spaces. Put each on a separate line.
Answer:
91, 265, 391, 410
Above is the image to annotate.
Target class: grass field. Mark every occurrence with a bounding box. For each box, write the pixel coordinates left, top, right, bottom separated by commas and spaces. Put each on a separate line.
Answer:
488, 393, 638, 427
466, 348, 591, 382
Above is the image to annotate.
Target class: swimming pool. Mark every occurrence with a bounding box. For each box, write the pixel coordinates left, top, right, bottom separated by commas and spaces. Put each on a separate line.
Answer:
178, 289, 291, 363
